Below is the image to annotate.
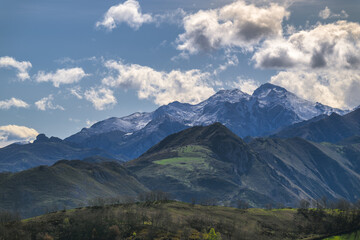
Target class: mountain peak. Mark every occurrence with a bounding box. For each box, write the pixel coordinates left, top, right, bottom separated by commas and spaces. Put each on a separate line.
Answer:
143, 122, 245, 156
34, 134, 49, 143
206, 88, 250, 104
34, 134, 62, 144
252, 83, 287, 97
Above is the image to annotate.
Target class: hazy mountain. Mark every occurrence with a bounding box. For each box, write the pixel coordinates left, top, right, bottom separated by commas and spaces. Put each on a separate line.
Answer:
66, 83, 346, 160
272, 108, 360, 143
126, 123, 360, 207
249, 137, 360, 202
0, 159, 147, 218
0, 134, 117, 172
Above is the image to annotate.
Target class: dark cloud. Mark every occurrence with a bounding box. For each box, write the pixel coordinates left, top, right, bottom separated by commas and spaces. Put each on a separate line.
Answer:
238, 21, 275, 42
257, 49, 295, 68
311, 51, 327, 68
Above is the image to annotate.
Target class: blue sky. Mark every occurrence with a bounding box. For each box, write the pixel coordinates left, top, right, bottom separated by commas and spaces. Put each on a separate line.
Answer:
0, 0, 360, 146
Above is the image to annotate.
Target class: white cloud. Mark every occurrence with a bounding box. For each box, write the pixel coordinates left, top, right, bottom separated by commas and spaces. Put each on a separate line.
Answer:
270, 70, 360, 109
319, 6, 348, 20
35, 67, 88, 87
69, 86, 83, 99
253, 21, 360, 70
0, 98, 29, 110
96, 0, 153, 30
0, 125, 38, 148
0, 56, 32, 80
102, 60, 215, 105
35, 95, 65, 111
232, 78, 260, 95
177, 1, 289, 54
252, 20, 360, 109
84, 87, 117, 110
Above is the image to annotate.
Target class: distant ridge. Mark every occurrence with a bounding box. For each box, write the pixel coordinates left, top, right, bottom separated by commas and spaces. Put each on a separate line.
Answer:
0, 134, 117, 172
272, 108, 360, 143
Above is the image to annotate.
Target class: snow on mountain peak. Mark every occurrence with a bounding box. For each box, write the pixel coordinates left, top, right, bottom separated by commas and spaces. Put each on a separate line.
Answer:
204, 88, 250, 104
66, 83, 349, 146
253, 83, 287, 97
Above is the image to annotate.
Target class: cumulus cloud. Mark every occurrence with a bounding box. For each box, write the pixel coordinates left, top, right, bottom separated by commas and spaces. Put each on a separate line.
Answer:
35, 68, 88, 87
270, 70, 360, 109
232, 78, 260, 95
0, 56, 32, 80
252, 20, 360, 109
177, 1, 289, 54
319, 6, 348, 20
253, 21, 360, 70
35, 95, 64, 111
0, 125, 38, 148
84, 87, 117, 110
0, 98, 29, 110
102, 60, 215, 105
96, 0, 153, 30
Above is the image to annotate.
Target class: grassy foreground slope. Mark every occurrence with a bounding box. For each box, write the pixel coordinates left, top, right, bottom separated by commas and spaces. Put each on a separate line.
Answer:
2, 201, 360, 240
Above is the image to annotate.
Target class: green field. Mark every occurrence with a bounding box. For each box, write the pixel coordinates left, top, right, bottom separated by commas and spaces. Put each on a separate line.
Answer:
154, 157, 205, 165
153, 145, 213, 169
324, 231, 360, 240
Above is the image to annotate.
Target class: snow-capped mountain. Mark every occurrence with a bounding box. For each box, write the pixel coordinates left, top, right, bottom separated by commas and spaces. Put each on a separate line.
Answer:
65, 83, 347, 160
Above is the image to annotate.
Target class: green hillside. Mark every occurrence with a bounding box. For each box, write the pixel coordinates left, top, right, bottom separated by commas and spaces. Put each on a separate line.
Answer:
126, 123, 360, 207
0, 160, 148, 218
125, 123, 279, 206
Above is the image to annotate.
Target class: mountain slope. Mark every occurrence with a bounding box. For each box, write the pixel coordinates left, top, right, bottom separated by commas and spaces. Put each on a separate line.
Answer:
0, 134, 117, 172
0, 159, 147, 218
126, 123, 360, 207
66, 83, 346, 160
125, 123, 282, 206
249, 137, 360, 202
272, 108, 360, 143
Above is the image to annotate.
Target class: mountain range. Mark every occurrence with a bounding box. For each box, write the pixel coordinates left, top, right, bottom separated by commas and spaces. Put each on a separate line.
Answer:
3, 122, 360, 218
0, 83, 351, 173
126, 123, 360, 207
65, 83, 347, 160
2, 83, 360, 218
